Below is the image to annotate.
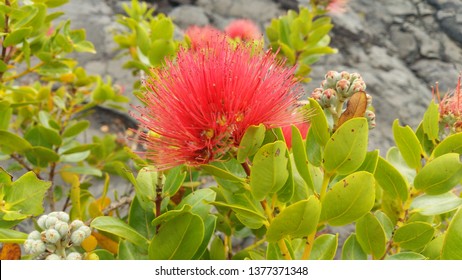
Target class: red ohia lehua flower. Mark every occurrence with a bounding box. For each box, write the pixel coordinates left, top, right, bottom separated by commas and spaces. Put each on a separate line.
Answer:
185, 25, 224, 50
133, 39, 303, 169
435, 74, 462, 132
225, 19, 262, 41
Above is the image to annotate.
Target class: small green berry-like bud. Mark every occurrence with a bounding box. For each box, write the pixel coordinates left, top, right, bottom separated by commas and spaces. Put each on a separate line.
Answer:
46, 254, 62, 260
45, 216, 59, 229
66, 252, 82, 260
45, 229, 61, 244
37, 215, 48, 230
70, 220, 84, 231
56, 211, 70, 223
71, 229, 86, 246
54, 221, 70, 237
28, 230, 42, 241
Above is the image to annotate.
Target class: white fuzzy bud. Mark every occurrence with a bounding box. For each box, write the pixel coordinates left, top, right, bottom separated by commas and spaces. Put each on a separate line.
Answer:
28, 230, 42, 241
66, 252, 82, 260
46, 254, 62, 260
70, 220, 84, 231
46, 243, 57, 253
56, 211, 70, 223
45, 229, 61, 244
54, 221, 70, 237
30, 240, 46, 255
45, 216, 59, 229
79, 225, 91, 238
37, 215, 48, 230
70, 229, 86, 246
24, 239, 33, 253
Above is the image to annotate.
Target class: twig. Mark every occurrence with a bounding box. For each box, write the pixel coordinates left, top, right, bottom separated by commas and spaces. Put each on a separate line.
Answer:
10, 153, 43, 180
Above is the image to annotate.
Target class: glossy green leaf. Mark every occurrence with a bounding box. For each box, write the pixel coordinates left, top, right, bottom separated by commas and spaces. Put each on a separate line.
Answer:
356, 213, 386, 259
176, 188, 216, 219
3, 172, 51, 219
135, 167, 158, 210
128, 197, 156, 240
412, 192, 462, 216
0, 102, 12, 130
415, 122, 435, 157
291, 125, 314, 190
310, 234, 338, 260
250, 141, 289, 200
152, 205, 191, 227
414, 153, 462, 195
374, 157, 408, 201
266, 196, 321, 242
422, 100, 439, 141
74, 40, 96, 53
210, 201, 266, 229
25, 146, 59, 167
135, 24, 150, 55
192, 214, 217, 259
209, 159, 247, 193
393, 222, 434, 251
342, 234, 367, 260
62, 120, 90, 138
386, 252, 426, 260
210, 237, 226, 260
0, 60, 7, 72
202, 164, 244, 183
432, 132, 462, 157
321, 171, 375, 226
237, 124, 266, 163
357, 150, 379, 173
61, 144, 98, 155
306, 127, 322, 167
422, 234, 444, 260
308, 98, 330, 146
118, 240, 148, 260
148, 39, 176, 66
392, 119, 422, 170
323, 118, 368, 175
149, 212, 204, 260
0, 130, 32, 153
3, 27, 32, 46
163, 165, 186, 197
91, 216, 148, 248
0, 228, 28, 243
386, 147, 416, 183
375, 211, 394, 240
277, 152, 295, 203
24, 125, 62, 148
442, 207, 462, 259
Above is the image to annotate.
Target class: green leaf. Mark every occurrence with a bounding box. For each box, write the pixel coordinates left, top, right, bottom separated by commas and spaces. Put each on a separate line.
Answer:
25, 146, 59, 167
422, 100, 439, 141
128, 197, 156, 240
118, 240, 148, 260
432, 132, 462, 158
61, 144, 99, 155
342, 234, 367, 260
24, 125, 62, 148
277, 152, 295, 203
386, 147, 416, 183
0, 60, 7, 72
291, 125, 314, 190
375, 210, 394, 240
356, 212, 386, 259
202, 164, 245, 183
163, 165, 186, 197
250, 141, 289, 200
393, 222, 434, 251
0, 130, 32, 153
93, 249, 115, 260
321, 171, 375, 226
308, 98, 330, 146
38, 61, 71, 76
210, 201, 266, 229
151, 17, 174, 41
237, 124, 266, 163
152, 205, 192, 227
0, 228, 28, 243
149, 212, 204, 260
412, 192, 462, 216
386, 252, 426, 260
266, 196, 321, 242
310, 234, 338, 260
210, 237, 226, 260
176, 188, 216, 219
414, 153, 462, 195
3, 172, 51, 218
73, 40, 96, 53
392, 119, 422, 170
148, 39, 176, 66
91, 216, 149, 248
209, 159, 247, 193
421, 234, 444, 260
374, 157, 408, 202
357, 150, 379, 174
62, 120, 90, 138
306, 128, 322, 167
135, 167, 158, 210
323, 118, 368, 175
0, 102, 12, 130
192, 214, 217, 259
135, 24, 150, 55
442, 207, 462, 259
3, 27, 32, 46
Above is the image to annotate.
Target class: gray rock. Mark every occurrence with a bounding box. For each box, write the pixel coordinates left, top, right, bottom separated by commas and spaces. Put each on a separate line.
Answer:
169, 5, 210, 29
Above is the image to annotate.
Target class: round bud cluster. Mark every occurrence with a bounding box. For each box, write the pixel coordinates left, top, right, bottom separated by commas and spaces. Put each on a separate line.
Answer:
312, 71, 368, 108
24, 211, 92, 260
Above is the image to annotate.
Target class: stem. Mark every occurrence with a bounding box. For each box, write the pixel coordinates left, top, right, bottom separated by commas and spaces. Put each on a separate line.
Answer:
241, 161, 251, 177
278, 239, 292, 260
224, 235, 233, 260
3, 61, 45, 82
319, 172, 331, 203
10, 154, 43, 180
242, 238, 267, 252
155, 171, 164, 232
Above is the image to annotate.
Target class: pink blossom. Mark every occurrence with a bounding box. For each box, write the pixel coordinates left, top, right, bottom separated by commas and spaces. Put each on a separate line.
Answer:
326, 0, 349, 14
185, 25, 224, 50
225, 19, 262, 41
132, 39, 303, 169
282, 122, 310, 149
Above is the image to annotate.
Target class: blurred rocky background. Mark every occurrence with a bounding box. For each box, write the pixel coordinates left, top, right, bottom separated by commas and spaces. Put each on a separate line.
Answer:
59, 0, 462, 153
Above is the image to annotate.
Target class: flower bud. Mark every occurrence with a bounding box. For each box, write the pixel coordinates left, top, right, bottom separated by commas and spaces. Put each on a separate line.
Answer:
340, 71, 350, 80
366, 93, 372, 107
47, 212, 58, 218
45, 229, 61, 244
24, 239, 33, 253
46, 254, 62, 260
349, 73, 362, 83
66, 252, 82, 260
324, 71, 341, 88
71, 229, 86, 246
321, 88, 338, 108
311, 88, 323, 101
365, 110, 376, 129
54, 221, 70, 237
79, 225, 91, 238
45, 216, 59, 229
336, 79, 351, 100
70, 220, 84, 231
30, 240, 46, 255
56, 211, 70, 223
28, 230, 42, 241
46, 243, 57, 253
37, 215, 48, 230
